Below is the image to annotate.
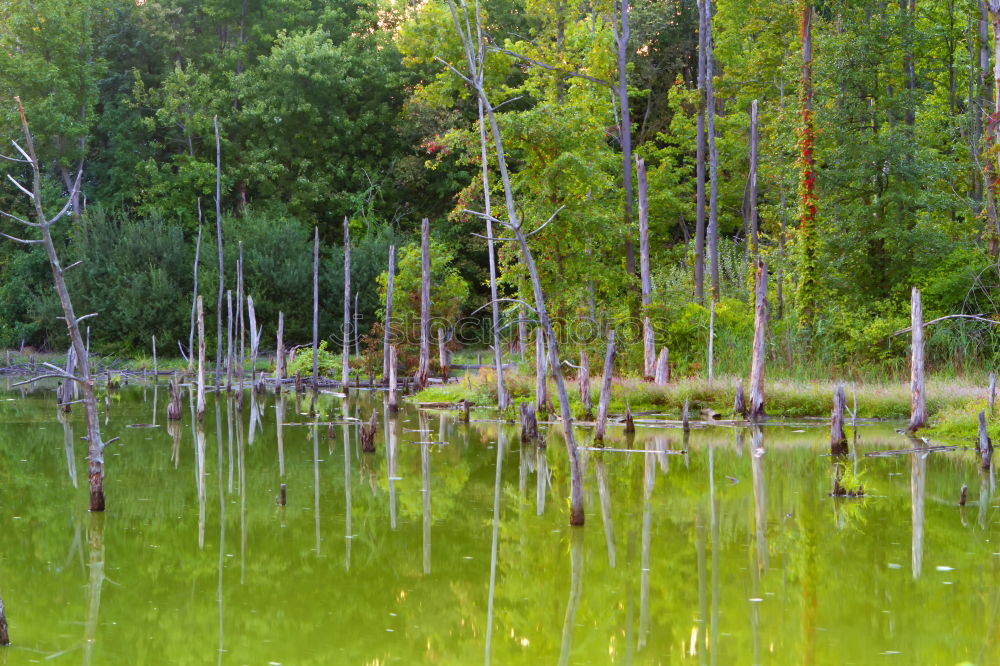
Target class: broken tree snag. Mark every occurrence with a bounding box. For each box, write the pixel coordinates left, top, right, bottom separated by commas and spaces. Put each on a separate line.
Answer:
748, 260, 767, 422
519, 402, 541, 447
311, 226, 319, 392
990, 372, 996, 415
535, 327, 548, 413
214, 116, 225, 388
831, 383, 848, 456
360, 411, 378, 453
624, 400, 635, 434
388, 345, 399, 413
342, 217, 351, 393
383, 244, 396, 383
654, 347, 670, 386
578, 351, 592, 419
275, 311, 285, 394
594, 330, 617, 443
909, 287, 927, 432
643, 317, 655, 381
733, 378, 748, 420
682, 398, 690, 433
167, 379, 182, 421
518, 305, 528, 358
415, 217, 430, 390
279, 483, 287, 507
197, 295, 206, 421
0, 593, 8, 645
978, 410, 993, 470
749, 99, 759, 262
438, 328, 449, 379
460, 398, 470, 423
707, 299, 715, 383
959, 484, 968, 507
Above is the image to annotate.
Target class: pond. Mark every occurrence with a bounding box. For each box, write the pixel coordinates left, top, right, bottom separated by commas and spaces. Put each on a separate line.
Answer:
0, 379, 996, 664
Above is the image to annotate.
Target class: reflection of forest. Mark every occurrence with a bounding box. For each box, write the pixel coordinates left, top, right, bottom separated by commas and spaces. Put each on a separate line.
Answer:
0, 383, 995, 664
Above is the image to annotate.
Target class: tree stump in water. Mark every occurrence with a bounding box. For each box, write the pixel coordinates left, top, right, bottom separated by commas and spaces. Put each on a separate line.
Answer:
733, 378, 748, 420
682, 398, 690, 433
831, 383, 848, 456
294, 371, 303, 394
360, 411, 378, 453
578, 351, 592, 420
520, 402, 539, 445
459, 399, 470, 423
0, 594, 8, 645
653, 347, 670, 385
166, 380, 182, 421
978, 410, 993, 470
959, 484, 968, 507
624, 401, 635, 434
594, 330, 616, 443
278, 483, 286, 506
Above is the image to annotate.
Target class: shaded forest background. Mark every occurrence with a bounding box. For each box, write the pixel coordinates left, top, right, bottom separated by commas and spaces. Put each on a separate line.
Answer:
1, 0, 999, 378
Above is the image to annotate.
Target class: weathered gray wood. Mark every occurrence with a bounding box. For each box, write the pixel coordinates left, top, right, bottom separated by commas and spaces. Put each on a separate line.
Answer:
518, 305, 528, 358
478, 97, 509, 410
383, 244, 395, 382
214, 116, 224, 388
225, 290, 233, 391
734, 378, 747, 419
682, 398, 690, 433
311, 226, 320, 390
197, 295, 206, 421
595, 330, 616, 442
360, 411, 378, 453
637, 156, 653, 378
624, 401, 635, 434
388, 345, 399, 412
748, 99, 759, 261
909, 287, 927, 432
520, 401, 539, 444
152, 335, 157, 379
615, 0, 635, 276
438, 328, 449, 379
416, 218, 430, 389
654, 347, 669, 386
188, 200, 203, 373
578, 351, 592, 418
236, 245, 245, 406
708, 298, 715, 382
748, 260, 767, 421
535, 327, 548, 412
978, 410, 993, 469
342, 217, 351, 391
275, 311, 285, 394
705, 0, 720, 301
694, 0, 707, 303
354, 290, 360, 357
247, 295, 260, 389
831, 383, 848, 455
167, 379, 182, 420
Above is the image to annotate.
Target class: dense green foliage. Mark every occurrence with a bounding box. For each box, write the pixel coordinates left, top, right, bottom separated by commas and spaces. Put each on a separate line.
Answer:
2, 0, 999, 376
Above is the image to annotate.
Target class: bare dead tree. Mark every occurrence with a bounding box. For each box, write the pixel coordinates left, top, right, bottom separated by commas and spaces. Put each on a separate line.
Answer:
214, 116, 225, 387
2, 98, 108, 510
442, 0, 585, 525
415, 218, 431, 389
342, 217, 351, 390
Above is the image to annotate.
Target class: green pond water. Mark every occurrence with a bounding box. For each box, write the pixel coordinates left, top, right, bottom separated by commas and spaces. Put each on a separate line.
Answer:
0, 380, 996, 665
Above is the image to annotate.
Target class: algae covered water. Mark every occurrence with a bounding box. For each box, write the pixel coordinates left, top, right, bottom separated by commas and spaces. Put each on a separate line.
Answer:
0, 380, 995, 664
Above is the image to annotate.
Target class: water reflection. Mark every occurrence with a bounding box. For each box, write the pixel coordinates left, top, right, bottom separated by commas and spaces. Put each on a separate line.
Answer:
82, 514, 105, 666
911, 450, 927, 580
557, 529, 584, 666
483, 425, 505, 666
594, 453, 616, 568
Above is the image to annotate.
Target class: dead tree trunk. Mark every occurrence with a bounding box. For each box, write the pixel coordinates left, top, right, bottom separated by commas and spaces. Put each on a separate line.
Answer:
708, 299, 715, 382
416, 218, 431, 389
520, 402, 539, 445
578, 351, 592, 419
909, 287, 927, 432
831, 383, 848, 455
342, 217, 351, 391
518, 306, 528, 359
212, 118, 225, 388
188, 200, 203, 374
748, 99, 759, 262
387, 345, 399, 412
5, 100, 108, 510
383, 245, 396, 383
438, 328, 449, 379
682, 398, 690, 433
478, 97, 509, 410
654, 348, 669, 385
990, 371, 996, 415
360, 411, 378, 453
197, 295, 206, 421
637, 156, 654, 378
236, 246, 245, 406
748, 260, 767, 421
595, 330, 616, 442
694, 0, 707, 303
167, 379, 182, 420
734, 378, 747, 419
705, 0, 720, 301
624, 400, 635, 434
615, 0, 636, 277
152, 335, 157, 379
275, 311, 285, 394
535, 327, 548, 413
979, 410, 993, 469
311, 226, 320, 390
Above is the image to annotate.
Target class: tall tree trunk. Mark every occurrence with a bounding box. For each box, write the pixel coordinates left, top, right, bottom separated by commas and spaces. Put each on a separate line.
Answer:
908, 287, 927, 432
416, 218, 430, 389
694, 0, 708, 303
748, 100, 759, 263
797, 1, 818, 329
188, 201, 203, 373
637, 156, 655, 378
312, 226, 320, 389
616, 0, 636, 279
214, 116, 224, 387
705, 0, 721, 301
383, 244, 396, 383
748, 261, 767, 421
342, 218, 351, 389
479, 98, 509, 409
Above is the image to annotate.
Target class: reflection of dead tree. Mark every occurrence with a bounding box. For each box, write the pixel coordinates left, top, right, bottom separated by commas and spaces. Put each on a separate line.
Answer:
82, 515, 105, 666
2, 98, 108, 511
442, 0, 584, 524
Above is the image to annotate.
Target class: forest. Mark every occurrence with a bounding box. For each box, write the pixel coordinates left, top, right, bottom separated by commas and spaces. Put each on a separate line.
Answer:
2, 0, 999, 377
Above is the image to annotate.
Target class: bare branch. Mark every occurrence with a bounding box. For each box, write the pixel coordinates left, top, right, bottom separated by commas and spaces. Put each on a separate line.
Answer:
527, 205, 566, 238
62, 260, 84, 273
100, 437, 121, 451
6, 174, 34, 199
893, 313, 999, 336
433, 56, 475, 86
12, 373, 82, 387
0, 209, 40, 228
0, 153, 29, 164
470, 297, 538, 316
10, 140, 31, 164
489, 47, 614, 89
0, 230, 41, 244
45, 168, 83, 226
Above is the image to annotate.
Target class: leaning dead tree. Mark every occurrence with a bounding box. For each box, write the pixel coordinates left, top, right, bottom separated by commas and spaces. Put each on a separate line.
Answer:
2, 98, 108, 511
443, 0, 585, 525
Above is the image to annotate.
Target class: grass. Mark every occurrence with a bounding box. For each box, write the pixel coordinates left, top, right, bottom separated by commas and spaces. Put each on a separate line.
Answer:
415, 368, 987, 421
